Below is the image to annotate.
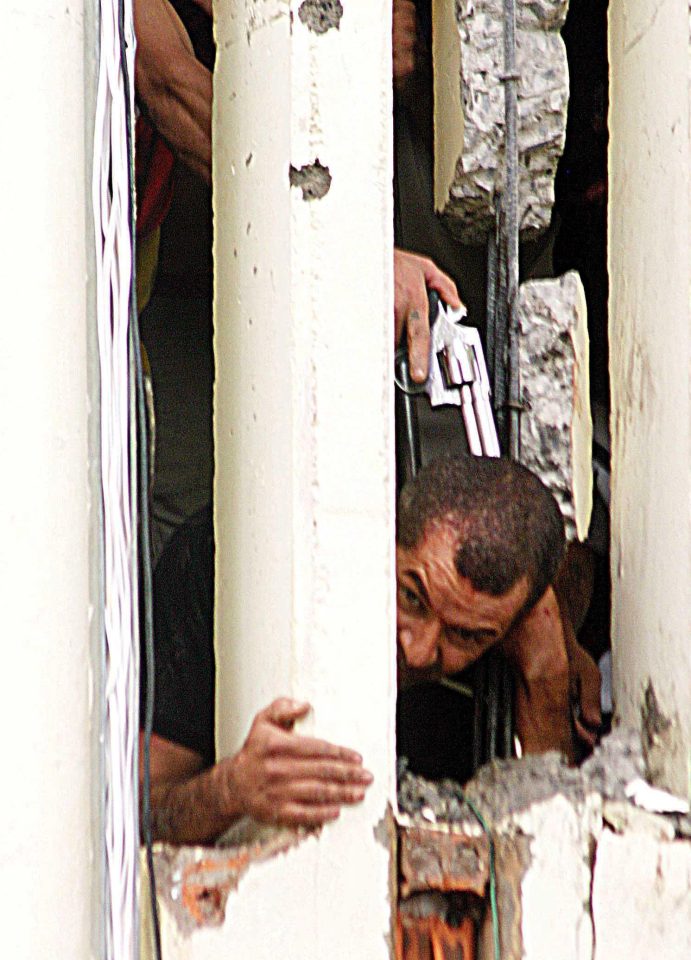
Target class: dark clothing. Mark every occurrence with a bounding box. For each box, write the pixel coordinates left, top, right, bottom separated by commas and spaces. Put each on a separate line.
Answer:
140, 505, 216, 767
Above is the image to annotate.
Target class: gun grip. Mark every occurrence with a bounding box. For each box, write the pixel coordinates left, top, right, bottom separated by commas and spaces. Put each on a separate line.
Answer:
427, 289, 441, 327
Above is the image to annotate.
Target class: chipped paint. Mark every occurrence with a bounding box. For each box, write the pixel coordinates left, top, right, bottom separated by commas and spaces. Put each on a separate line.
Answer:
154, 831, 302, 936
609, 0, 691, 799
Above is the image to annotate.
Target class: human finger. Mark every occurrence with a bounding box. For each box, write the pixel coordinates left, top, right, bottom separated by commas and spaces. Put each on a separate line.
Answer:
406, 294, 431, 384
571, 645, 602, 731
270, 730, 365, 766
579, 691, 602, 733
263, 757, 373, 786
421, 260, 462, 311
263, 697, 311, 729
574, 717, 598, 749
275, 802, 342, 828
280, 780, 368, 807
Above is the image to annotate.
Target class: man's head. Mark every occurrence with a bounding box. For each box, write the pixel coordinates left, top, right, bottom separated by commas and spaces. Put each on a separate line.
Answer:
396, 455, 565, 677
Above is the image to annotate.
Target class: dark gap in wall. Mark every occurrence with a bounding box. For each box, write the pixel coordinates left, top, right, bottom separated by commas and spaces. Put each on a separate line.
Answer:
393, 0, 612, 786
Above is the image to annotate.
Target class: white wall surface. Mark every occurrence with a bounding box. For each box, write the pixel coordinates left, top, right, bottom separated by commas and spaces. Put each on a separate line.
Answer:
0, 3, 95, 958
194, 0, 396, 957
609, 0, 691, 796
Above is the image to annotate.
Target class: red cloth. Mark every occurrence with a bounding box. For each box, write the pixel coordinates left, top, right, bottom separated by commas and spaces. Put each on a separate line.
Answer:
135, 115, 175, 238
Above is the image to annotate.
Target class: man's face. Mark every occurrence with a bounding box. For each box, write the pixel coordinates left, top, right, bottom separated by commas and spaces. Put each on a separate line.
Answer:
396, 520, 530, 681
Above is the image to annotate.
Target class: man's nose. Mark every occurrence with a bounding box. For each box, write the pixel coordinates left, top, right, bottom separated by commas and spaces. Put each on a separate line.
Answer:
398, 621, 440, 669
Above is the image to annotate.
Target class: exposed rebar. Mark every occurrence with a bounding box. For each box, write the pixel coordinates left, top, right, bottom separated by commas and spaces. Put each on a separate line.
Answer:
503, 0, 522, 462
485, 229, 499, 390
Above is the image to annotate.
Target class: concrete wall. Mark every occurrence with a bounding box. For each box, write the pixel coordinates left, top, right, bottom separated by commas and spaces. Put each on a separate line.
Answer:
0, 2, 97, 958
608, 0, 691, 797
151, 0, 396, 957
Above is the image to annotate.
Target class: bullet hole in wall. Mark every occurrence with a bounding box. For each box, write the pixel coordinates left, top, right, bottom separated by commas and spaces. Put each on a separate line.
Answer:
289, 160, 333, 201
298, 0, 343, 35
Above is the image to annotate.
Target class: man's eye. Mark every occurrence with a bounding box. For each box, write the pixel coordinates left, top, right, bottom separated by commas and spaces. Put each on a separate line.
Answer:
448, 629, 473, 647
399, 584, 423, 610
445, 627, 493, 649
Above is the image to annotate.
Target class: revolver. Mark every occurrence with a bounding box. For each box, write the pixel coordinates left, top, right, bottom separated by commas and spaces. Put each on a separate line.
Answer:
395, 292, 500, 459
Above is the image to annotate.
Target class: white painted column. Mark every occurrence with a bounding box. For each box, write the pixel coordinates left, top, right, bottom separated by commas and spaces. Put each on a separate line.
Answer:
609, 0, 691, 797
210, 1, 395, 958
0, 3, 96, 959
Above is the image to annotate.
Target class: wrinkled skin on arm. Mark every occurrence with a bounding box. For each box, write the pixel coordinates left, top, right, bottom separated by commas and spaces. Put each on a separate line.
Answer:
133, 0, 212, 182
140, 698, 373, 845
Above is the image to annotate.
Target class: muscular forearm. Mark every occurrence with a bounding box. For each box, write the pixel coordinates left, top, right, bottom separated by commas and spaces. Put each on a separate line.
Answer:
148, 756, 245, 846
134, 0, 212, 182
502, 586, 575, 760
512, 667, 574, 761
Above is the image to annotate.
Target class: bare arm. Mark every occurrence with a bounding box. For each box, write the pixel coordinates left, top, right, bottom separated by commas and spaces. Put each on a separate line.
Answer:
554, 589, 602, 748
140, 698, 373, 845
134, 0, 212, 182
502, 585, 602, 761
141, 734, 243, 845
501, 586, 576, 761
393, 0, 417, 87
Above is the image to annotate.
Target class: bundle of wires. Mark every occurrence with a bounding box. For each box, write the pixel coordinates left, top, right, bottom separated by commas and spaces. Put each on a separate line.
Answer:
93, 0, 160, 957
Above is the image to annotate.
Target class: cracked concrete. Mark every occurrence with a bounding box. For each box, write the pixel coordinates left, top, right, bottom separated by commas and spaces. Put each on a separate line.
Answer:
399, 730, 691, 959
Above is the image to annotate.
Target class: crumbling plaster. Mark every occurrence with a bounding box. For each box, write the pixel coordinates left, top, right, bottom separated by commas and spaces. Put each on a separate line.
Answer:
608, 0, 691, 798
435, 0, 570, 241
517, 273, 592, 541
494, 743, 691, 960
0, 3, 95, 959
400, 732, 691, 960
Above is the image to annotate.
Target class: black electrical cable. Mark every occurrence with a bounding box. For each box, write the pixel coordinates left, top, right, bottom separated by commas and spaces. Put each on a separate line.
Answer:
117, 2, 163, 958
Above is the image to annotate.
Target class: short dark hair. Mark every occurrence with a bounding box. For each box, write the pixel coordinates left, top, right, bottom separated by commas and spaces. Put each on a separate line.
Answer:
397, 455, 565, 612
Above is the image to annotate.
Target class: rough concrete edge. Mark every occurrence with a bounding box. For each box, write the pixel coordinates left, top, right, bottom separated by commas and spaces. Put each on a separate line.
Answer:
153, 828, 305, 938
483, 827, 531, 960
374, 803, 399, 960
514, 790, 602, 960
516, 270, 592, 542
440, 0, 570, 241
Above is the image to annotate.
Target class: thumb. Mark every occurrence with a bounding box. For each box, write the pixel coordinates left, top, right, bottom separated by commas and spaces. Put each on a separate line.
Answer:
266, 697, 311, 730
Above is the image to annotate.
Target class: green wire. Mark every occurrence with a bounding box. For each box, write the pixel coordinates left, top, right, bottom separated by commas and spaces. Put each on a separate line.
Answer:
463, 796, 501, 960
439, 677, 474, 699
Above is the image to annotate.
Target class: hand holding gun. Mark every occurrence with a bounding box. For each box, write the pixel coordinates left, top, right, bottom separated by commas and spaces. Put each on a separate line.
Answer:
395, 292, 500, 459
